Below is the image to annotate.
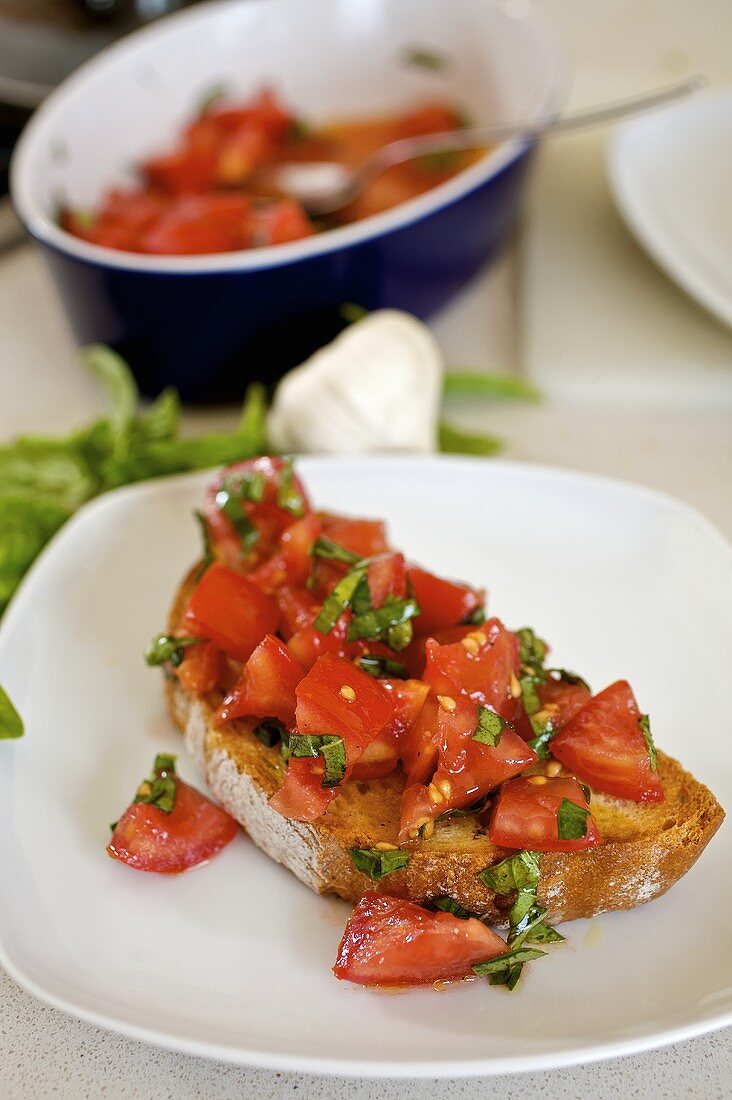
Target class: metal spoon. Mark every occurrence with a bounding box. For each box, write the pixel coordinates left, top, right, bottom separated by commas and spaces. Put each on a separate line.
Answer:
270, 77, 703, 216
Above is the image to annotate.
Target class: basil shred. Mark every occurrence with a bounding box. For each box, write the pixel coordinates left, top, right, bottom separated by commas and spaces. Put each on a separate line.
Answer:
350, 847, 410, 881
472, 706, 512, 747
556, 797, 590, 841
281, 733, 347, 788
132, 753, 178, 815
253, 719, 285, 748
145, 633, 201, 669
639, 713, 658, 771
515, 626, 592, 760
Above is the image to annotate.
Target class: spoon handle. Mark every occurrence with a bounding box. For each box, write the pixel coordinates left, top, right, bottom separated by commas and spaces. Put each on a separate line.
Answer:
364, 76, 704, 180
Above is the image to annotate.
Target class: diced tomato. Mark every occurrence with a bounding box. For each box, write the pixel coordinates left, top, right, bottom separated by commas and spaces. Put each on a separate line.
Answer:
143, 147, 218, 195
268, 758, 338, 821
423, 620, 520, 716
275, 584, 320, 638
400, 624, 475, 679
271, 654, 394, 821
107, 775, 237, 873
252, 200, 313, 246
177, 640, 226, 694
398, 691, 538, 843
551, 680, 664, 802
513, 675, 592, 741
215, 634, 302, 726
184, 562, 280, 662
489, 776, 603, 852
216, 124, 272, 186
140, 193, 254, 254
286, 616, 357, 672
333, 892, 506, 986
400, 692, 440, 785
351, 677, 429, 780
250, 514, 321, 592
209, 87, 293, 142
319, 515, 389, 558
408, 566, 484, 637
365, 552, 407, 609
204, 457, 311, 570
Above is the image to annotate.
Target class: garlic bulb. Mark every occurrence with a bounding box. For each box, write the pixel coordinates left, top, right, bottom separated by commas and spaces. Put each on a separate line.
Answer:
267, 310, 443, 454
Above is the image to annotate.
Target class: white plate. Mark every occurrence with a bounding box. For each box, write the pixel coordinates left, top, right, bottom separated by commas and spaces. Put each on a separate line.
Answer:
608, 89, 732, 329
0, 456, 730, 1077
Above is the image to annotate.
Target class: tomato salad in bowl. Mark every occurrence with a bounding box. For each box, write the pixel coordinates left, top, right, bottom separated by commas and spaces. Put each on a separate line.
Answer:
100, 455, 716, 996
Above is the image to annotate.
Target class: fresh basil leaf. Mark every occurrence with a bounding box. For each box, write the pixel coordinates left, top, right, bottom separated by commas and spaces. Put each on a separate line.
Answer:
526, 712, 558, 760
431, 896, 476, 920
193, 510, 214, 566
102, 432, 262, 488
472, 947, 546, 977
82, 345, 137, 461
556, 797, 590, 841
276, 457, 306, 517
639, 713, 658, 772
523, 920, 565, 945
215, 480, 260, 553
516, 627, 548, 676
443, 371, 540, 402
0, 496, 71, 615
350, 847, 410, 881
0, 684, 23, 739
520, 673, 543, 718
311, 536, 363, 566
134, 387, 180, 446
463, 605, 486, 626
508, 903, 564, 947
401, 45, 447, 70
133, 753, 177, 814
438, 421, 502, 457
145, 633, 201, 669
253, 719, 285, 748
283, 733, 346, 787
355, 653, 408, 679
350, 574, 372, 616
314, 567, 368, 635
478, 851, 540, 894
346, 595, 420, 650
237, 381, 269, 454
472, 705, 512, 747
0, 439, 97, 511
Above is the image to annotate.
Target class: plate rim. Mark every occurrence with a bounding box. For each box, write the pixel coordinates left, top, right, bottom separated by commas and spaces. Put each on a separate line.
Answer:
1, 454, 731, 1077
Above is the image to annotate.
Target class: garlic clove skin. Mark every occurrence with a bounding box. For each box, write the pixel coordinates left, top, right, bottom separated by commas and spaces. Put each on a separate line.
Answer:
267, 309, 444, 454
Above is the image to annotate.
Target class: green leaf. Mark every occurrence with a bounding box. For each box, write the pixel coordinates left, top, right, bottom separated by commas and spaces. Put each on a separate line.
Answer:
238, 382, 269, 454
556, 797, 590, 841
101, 431, 262, 488
311, 536, 363, 566
346, 595, 420, 650
0, 438, 97, 511
478, 851, 541, 895
438, 421, 502, 457
472, 947, 546, 977
193, 510, 214, 566
0, 496, 72, 615
0, 684, 24, 739
355, 653, 408, 679
134, 388, 181, 446
431, 896, 477, 920
350, 847, 410, 881
132, 753, 178, 814
516, 627, 548, 676
520, 673, 543, 718
463, 605, 486, 626
526, 713, 558, 761
145, 633, 201, 669
314, 567, 368, 635
276, 457, 306, 517
215, 476, 262, 554
401, 46, 448, 71
282, 733, 347, 788
472, 705, 512, 747
443, 371, 540, 402
82, 345, 137, 461
253, 719, 285, 748
639, 713, 658, 772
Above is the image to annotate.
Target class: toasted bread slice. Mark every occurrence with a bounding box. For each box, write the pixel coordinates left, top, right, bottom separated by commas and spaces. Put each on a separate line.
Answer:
167, 569, 724, 925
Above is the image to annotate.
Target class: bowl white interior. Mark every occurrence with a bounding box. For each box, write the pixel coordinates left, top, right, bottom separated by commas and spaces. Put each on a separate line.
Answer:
11, 0, 567, 273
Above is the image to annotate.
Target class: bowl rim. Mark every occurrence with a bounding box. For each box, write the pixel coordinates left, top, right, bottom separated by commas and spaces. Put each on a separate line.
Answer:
10, 0, 568, 275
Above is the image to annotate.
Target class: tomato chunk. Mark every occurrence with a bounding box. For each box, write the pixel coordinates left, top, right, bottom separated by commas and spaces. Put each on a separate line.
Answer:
319, 515, 389, 558
333, 892, 507, 986
351, 677, 429, 780
408, 566, 484, 637
365, 552, 407, 609
423, 621, 520, 715
177, 640, 226, 694
215, 634, 302, 726
275, 584, 320, 638
250, 514, 321, 592
514, 675, 592, 741
489, 776, 603, 852
268, 757, 339, 821
286, 616, 357, 672
108, 774, 237, 873
184, 562, 280, 662
551, 680, 663, 802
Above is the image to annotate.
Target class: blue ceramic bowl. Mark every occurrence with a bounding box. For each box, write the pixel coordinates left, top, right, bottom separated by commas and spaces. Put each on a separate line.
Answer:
11, 0, 566, 402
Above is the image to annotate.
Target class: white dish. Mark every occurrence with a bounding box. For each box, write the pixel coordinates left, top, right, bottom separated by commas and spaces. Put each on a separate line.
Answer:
0, 456, 730, 1077
608, 89, 732, 329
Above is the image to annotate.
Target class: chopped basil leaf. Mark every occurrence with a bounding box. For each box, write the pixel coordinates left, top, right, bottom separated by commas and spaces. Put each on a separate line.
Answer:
526, 712, 558, 760
311, 536, 363, 566
463, 605, 486, 626
549, 668, 591, 692
0, 684, 23, 739
472, 947, 546, 977
253, 719, 285, 748
557, 798, 590, 841
478, 851, 540, 894
215, 476, 261, 553
431, 896, 477, 920
133, 753, 177, 814
639, 713, 658, 772
523, 920, 565, 945
145, 633, 201, 669
516, 627, 548, 676
282, 733, 347, 787
276, 458, 306, 517
193, 509, 213, 565
520, 673, 543, 717
401, 45, 448, 71
350, 574, 372, 616
350, 847, 410, 881
355, 653, 408, 679
472, 705, 512, 747
346, 595, 420, 651
580, 782, 591, 804
314, 566, 367, 635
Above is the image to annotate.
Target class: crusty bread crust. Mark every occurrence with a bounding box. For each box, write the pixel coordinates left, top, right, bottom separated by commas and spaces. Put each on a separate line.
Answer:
168, 568, 724, 925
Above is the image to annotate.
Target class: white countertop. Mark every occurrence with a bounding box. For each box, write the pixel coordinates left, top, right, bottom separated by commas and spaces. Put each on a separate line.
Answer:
1, 0, 731, 1094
